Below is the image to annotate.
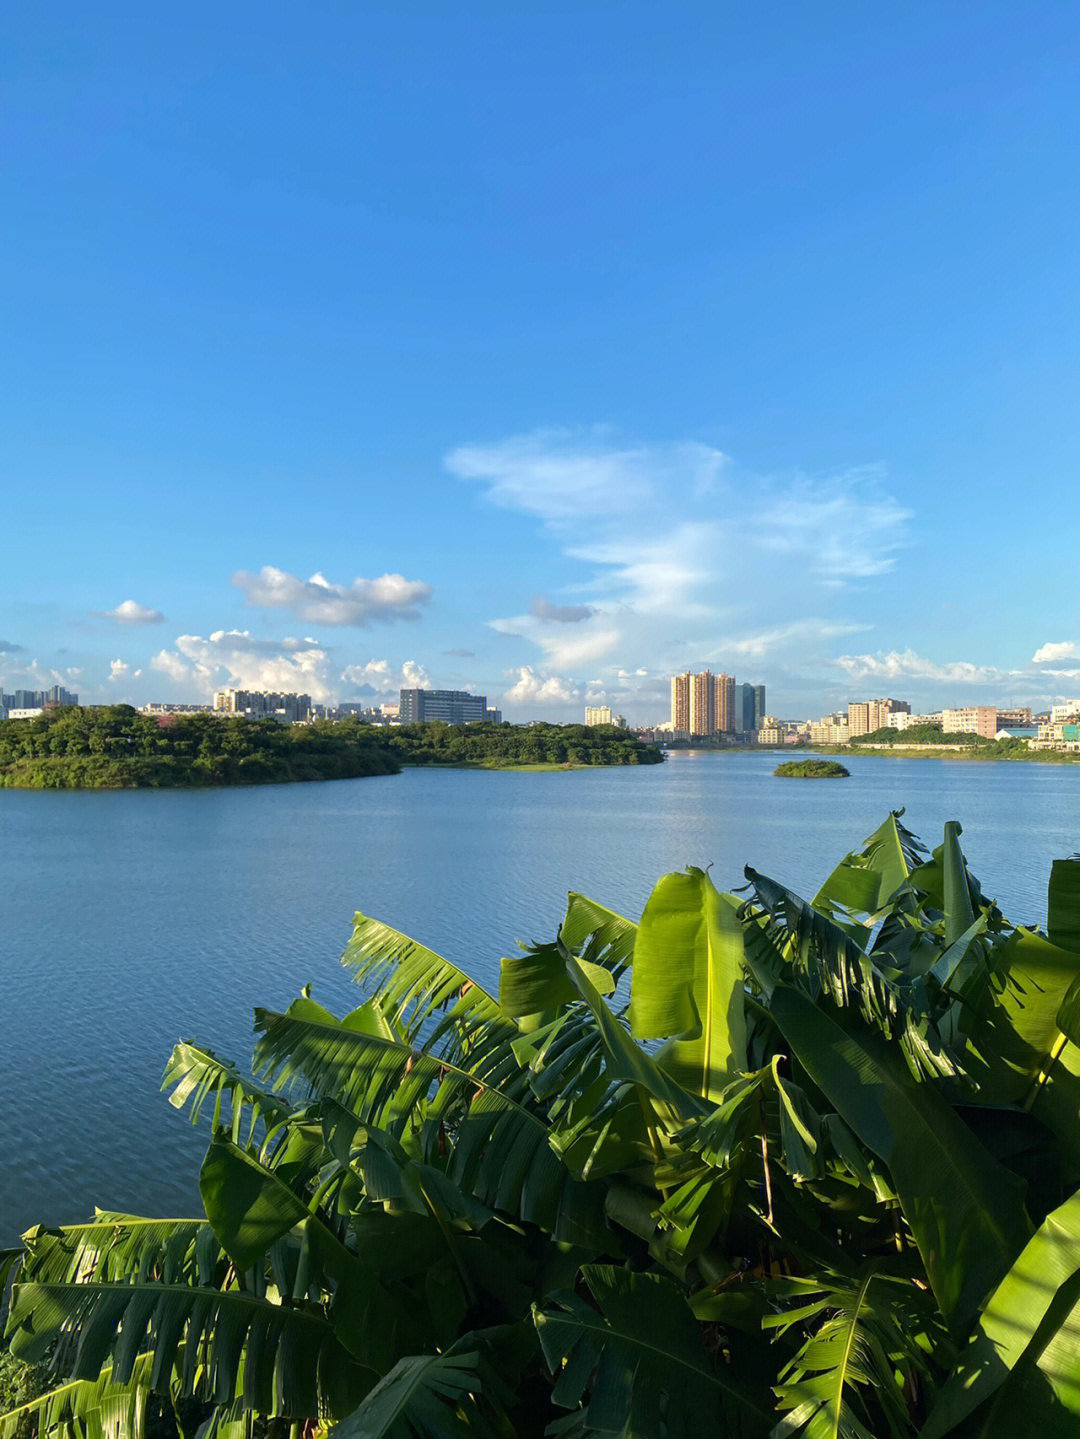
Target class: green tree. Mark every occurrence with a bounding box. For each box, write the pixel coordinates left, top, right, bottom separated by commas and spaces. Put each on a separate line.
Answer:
5, 814, 1080, 1436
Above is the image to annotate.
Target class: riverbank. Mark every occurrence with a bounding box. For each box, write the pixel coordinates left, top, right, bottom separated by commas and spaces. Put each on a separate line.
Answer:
809, 743, 1080, 764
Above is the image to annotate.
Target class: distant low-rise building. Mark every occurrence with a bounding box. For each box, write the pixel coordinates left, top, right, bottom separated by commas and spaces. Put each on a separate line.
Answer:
399, 688, 487, 724
942, 706, 998, 739
811, 713, 850, 744
997, 707, 1034, 727
1032, 723, 1080, 752
213, 689, 312, 722
886, 711, 941, 732
848, 698, 910, 736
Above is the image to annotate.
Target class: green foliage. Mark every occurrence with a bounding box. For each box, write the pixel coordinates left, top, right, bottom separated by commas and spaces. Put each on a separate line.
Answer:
0, 709, 399, 789
382, 720, 663, 770
6, 812, 1080, 1437
0, 711, 660, 789
774, 760, 850, 778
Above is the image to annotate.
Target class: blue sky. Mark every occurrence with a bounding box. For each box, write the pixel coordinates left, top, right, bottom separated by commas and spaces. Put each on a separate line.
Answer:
4, 2, 1079, 720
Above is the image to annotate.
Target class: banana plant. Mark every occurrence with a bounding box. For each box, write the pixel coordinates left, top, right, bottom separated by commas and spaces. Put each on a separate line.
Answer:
3, 814, 1080, 1438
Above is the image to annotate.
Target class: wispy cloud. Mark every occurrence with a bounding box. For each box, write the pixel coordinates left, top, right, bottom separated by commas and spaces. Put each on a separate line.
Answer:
443, 647, 476, 658
756, 470, 911, 585
107, 600, 165, 625
833, 648, 1012, 685
708, 620, 873, 662
0, 639, 25, 654
233, 567, 432, 626
447, 429, 913, 716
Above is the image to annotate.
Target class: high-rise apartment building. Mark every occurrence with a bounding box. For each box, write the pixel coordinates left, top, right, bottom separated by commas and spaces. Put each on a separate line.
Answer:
670, 673, 691, 733
690, 671, 715, 736
736, 683, 766, 733
753, 685, 766, 730
399, 688, 487, 724
585, 705, 612, 726
1, 686, 78, 712
670, 669, 744, 735
714, 673, 735, 733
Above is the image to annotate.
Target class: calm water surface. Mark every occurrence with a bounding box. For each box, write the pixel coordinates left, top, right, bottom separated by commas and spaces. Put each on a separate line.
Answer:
3, 751, 1079, 1241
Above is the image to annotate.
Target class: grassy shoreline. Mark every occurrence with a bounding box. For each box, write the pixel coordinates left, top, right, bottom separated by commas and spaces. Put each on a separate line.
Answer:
808, 744, 1080, 764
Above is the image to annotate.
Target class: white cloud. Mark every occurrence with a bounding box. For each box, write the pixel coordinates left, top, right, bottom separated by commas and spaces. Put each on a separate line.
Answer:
448, 432, 724, 523
449, 434, 912, 720
339, 659, 431, 696
233, 567, 432, 626
108, 600, 165, 625
151, 649, 192, 683
490, 613, 622, 670
755, 470, 911, 584
109, 660, 129, 681
151, 630, 334, 700
832, 649, 1011, 685
1033, 641, 1080, 664
710, 620, 873, 662
502, 667, 579, 706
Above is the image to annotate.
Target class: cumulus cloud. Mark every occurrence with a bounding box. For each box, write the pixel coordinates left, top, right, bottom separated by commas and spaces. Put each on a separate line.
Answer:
108, 660, 129, 681
832, 649, 1011, 685
107, 600, 165, 625
151, 631, 334, 699
339, 659, 431, 696
1033, 641, 1080, 664
502, 666, 579, 706
233, 567, 432, 626
530, 596, 596, 624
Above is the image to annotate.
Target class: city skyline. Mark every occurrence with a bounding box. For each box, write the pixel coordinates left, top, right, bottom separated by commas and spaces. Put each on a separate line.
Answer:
5, 6, 1079, 719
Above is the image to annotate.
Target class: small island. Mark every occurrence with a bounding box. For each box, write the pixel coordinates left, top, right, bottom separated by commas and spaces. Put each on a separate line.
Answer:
0, 708, 664, 789
774, 758, 850, 778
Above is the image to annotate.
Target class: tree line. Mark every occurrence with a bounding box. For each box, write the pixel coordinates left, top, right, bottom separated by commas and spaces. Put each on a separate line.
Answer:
0, 709, 662, 788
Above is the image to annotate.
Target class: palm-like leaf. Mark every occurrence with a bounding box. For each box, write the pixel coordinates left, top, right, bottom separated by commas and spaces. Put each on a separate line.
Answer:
331, 1340, 514, 1439
535, 1265, 772, 1438
341, 915, 515, 1074
161, 1042, 291, 1144
6, 1276, 370, 1419
768, 1270, 930, 1439
630, 870, 747, 1101
252, 1001, 608, 1246
0, 1356, 154, 1439
560, 892, 637, 979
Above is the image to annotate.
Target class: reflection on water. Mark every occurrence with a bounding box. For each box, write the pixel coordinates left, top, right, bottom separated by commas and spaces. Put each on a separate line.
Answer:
2, 750, 1078, 1240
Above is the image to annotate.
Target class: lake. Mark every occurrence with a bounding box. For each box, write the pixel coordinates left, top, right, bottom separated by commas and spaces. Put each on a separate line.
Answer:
3, 749, 1079, 1242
